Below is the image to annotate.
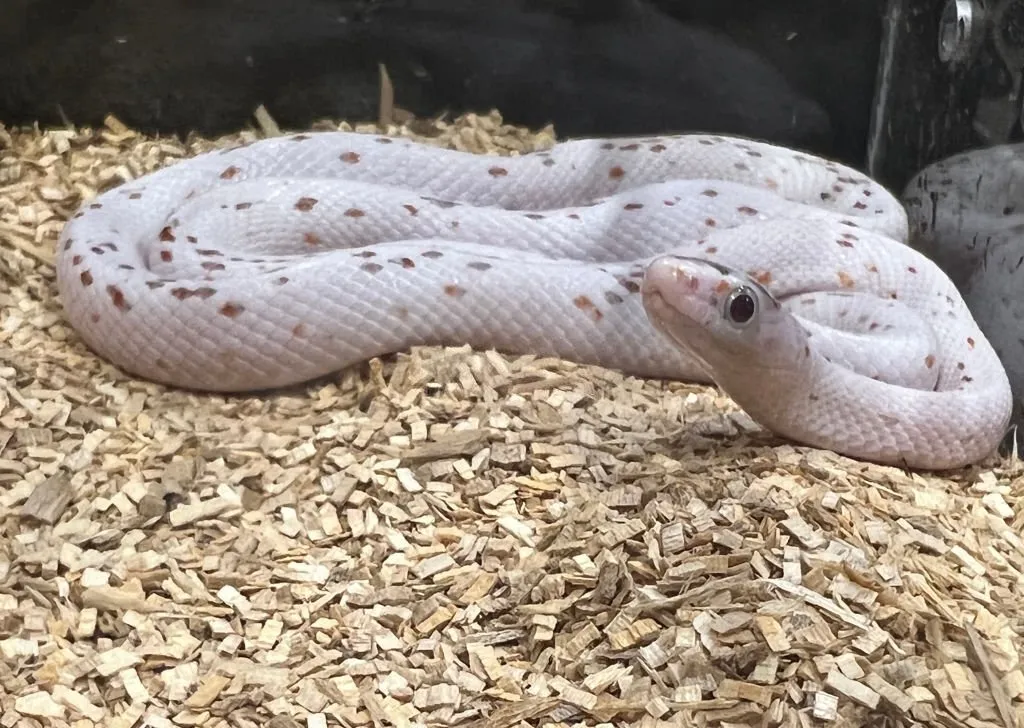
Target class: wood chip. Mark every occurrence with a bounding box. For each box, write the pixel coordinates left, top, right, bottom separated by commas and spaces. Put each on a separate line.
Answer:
1, 107, 1022, 727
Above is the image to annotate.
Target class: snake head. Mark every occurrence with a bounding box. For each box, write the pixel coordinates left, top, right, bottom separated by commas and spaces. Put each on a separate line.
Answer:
640, 255, 808, 382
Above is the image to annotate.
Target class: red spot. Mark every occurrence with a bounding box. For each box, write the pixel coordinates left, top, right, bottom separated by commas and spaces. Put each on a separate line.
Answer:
160, 250, 173, 262
608, 166, 625, 179
340, 151, 361, 164
171, 287, 216, 300
393, 257, 415, 269
488, 167, 508, 177
292, 323, 307, 337
617, 277, 640, 293
159, 226, 175, 242
220, 166, 241, 179
80, 270, 93, 286
107, 285, 130, 311
714, 280, 730, 294
573, 295, 603, 321
907, 266, 917, 273
219, 303, 244, 318
754, 271, 772, 285
967, 337, 975, 349
303, 232, 321, 246
403, 204, 419, 215
924, 354, 936, 368
344, 208, 365, 218
837, 271, 855, 288
71, 255, 82, 265
444, 284, 467, 297
295, 197, 318, 212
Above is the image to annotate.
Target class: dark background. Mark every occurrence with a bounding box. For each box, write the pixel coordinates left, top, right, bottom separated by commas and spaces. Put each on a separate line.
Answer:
1, 0, 885, 167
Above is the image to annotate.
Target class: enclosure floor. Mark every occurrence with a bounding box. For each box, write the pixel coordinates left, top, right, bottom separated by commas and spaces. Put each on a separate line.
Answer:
2, 111, 1024, 728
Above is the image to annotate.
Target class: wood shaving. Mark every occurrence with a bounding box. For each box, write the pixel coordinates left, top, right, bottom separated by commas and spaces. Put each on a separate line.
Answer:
2, 109, 1024, 727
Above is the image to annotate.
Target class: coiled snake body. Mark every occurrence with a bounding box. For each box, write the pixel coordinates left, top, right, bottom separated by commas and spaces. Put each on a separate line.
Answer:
55, 131, 1013, 469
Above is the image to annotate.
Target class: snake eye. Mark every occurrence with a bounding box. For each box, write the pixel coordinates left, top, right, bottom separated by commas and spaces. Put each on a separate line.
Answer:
724, 286, 758, 327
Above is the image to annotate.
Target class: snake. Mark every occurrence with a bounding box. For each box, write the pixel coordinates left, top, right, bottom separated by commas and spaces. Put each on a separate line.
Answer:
53, 130, 1013, 470
902, 142, 1024, 428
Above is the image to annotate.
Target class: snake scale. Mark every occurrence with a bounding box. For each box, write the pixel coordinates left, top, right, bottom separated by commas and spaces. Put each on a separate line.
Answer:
54, 130, 1013, 470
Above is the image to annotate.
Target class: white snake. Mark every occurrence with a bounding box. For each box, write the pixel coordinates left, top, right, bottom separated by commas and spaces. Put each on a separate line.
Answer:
902, 143, 1024, 428
54, 130, 1013, 470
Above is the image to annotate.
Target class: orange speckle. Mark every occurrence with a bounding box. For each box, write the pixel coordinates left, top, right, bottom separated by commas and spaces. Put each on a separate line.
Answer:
573, 295, 603, 321
219, 302, 244, 318
340, 151, 361, 163
837, 271, 855, 288
608, 166, 625, 179
344, 208, 365, 218
714, 280, 730, 294
303, 232, 321, 245
159, 226, 175, 242
295, 197, 318, 212
403, 204, 419, 215
444, 284, 467, 297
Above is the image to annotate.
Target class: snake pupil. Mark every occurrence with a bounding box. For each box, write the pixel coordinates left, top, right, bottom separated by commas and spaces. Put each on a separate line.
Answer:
728, 290, 756, 324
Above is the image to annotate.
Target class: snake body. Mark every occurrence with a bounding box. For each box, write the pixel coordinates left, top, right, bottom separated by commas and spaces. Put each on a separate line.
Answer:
54, 130, 1012, 469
